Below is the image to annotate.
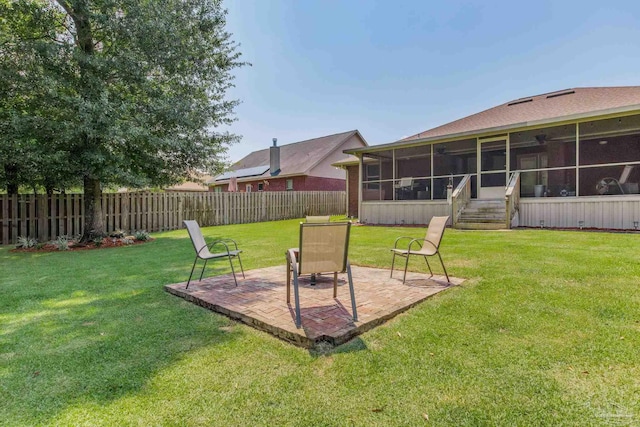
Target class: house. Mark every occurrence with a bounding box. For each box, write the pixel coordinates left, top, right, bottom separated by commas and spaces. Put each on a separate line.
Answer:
165, 174, 213, 192
209, 130, 368, 193
344, 87, 640, 230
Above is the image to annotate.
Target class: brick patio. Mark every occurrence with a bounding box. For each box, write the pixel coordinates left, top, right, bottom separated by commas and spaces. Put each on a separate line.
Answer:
164, 265, 464, 349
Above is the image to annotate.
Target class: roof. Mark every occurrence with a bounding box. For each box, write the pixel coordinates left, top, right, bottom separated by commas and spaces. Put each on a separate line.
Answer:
403, 87, 640, 142
345, 87, 640, 156
212, 130, 365, 183
164, 173, 213, 192
215, 165, 270, 181
331, 155, 378, 168
165, 181, 209, 192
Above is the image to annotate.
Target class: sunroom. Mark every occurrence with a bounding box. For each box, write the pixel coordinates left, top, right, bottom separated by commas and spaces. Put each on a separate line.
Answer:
346, 88, 640, 230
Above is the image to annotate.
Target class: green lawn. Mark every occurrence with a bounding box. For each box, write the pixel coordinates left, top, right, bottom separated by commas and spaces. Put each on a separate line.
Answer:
1, 218, 639, 426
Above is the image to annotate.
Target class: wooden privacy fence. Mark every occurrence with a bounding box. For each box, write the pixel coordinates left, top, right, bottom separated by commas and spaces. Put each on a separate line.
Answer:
0, 191, 346, 245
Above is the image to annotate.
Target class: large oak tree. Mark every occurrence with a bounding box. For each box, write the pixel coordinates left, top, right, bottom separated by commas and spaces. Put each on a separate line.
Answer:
1, 0, 244, 241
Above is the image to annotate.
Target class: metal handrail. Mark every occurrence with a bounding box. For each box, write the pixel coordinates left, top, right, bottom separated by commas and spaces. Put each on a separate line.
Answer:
505, 172, 521, 228
452, 174, 472, 225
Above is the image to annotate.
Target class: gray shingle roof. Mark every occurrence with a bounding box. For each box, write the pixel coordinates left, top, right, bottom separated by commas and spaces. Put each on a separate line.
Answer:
215, 130, 361, 182
402, 86, 640, 142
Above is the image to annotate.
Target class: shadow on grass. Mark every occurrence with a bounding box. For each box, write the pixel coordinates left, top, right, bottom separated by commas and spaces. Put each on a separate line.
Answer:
0, 246, 240, 425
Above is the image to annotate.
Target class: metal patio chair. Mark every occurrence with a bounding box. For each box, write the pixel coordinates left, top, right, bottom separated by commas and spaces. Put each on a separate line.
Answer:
390, 215, 450, 284
286, 222, 358, 328
183, 220, 244, 288
305, 215, 330, 223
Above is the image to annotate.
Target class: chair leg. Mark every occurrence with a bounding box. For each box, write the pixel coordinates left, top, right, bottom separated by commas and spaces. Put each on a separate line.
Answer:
292, 269, 302, 328
228, 255, 238, 287
390, 252, 397, 278
333, 272, 337, 298
236, 253, 245, 278
346, 261, 357, 322
402, 254, 410, 284
186, 257, 199, 289
437, 251, 450, 283
423, 256, 434, 277
198, 259, 208, 281
286, 258, 291, 304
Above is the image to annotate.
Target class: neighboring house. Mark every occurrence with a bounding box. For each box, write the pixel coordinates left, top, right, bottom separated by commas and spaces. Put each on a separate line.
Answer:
165, 174, 213, 192
209, 130, 368, 192
344, 87, 640, 230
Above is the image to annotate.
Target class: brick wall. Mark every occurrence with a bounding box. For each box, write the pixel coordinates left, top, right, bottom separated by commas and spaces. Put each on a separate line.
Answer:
213, 175, 345, 192
347, 165, 359, 217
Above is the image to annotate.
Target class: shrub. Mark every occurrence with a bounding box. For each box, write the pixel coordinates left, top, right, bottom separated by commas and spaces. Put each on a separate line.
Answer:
55, 235, 70, 251
109, 229, 126, 238
134, 230, 150, 241
93, 237, 104, 247
16, 236, 38, 249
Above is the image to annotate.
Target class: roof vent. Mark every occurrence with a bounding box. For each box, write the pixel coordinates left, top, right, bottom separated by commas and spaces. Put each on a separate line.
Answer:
507, 98, 533, 106
546, 90, 575, 99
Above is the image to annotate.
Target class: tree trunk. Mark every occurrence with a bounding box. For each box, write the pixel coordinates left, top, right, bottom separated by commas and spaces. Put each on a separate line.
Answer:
5, 163, 19, 195
81, 176, 105, 242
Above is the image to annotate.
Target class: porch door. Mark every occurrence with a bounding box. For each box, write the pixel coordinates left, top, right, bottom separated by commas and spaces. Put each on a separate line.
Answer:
478, 137, 507, 199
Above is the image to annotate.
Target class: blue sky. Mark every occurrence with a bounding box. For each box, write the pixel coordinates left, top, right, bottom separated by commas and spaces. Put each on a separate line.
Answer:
222, 0, 640, 163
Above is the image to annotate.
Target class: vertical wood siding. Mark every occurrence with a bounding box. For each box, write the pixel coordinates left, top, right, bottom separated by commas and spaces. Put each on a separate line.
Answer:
519, 196, 640, 229
360, 201, 452, 226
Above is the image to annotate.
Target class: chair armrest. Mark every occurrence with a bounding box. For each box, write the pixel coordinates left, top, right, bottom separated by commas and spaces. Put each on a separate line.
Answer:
393, 236, 417, 249
212, 238, 240, 250
207, 239, 235, 254
407, 238, 424, 252
287, 248, 299, 275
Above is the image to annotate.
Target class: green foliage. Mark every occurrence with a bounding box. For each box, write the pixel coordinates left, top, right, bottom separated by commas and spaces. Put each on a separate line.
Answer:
15, 235, 37, 248
92, 237, 104, 247
1, 0, 246, 237
1, 219, 639, 425
0, 1, 79, 193
134, 230, 150, 241
54, 235, 70, 251
109, 229, 126, 238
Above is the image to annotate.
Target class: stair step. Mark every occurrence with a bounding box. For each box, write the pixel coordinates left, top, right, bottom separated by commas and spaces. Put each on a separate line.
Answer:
455, 222, 507, 230
459, 218, 505, 222
458, 215, 506, 222
455, 198, 508, 229
461, 209, 505, 214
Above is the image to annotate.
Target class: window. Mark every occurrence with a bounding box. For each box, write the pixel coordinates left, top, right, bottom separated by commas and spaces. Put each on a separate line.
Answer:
258, 182, 264, 191
365, 163, 380, 181
286, 179, 293, 190
214, 186, 222, 193
245, 184, 252, 192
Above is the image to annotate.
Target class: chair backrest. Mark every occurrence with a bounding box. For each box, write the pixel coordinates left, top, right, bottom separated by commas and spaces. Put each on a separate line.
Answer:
619, 165, 635, 184
306, 215, 330, 223
298, 222, 351, 275
397, 177, 413, 188
424, 216, 449, 249
183, 220, 206, 254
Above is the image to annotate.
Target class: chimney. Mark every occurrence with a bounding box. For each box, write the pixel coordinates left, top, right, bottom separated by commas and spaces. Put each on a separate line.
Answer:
270, 138, 280, 176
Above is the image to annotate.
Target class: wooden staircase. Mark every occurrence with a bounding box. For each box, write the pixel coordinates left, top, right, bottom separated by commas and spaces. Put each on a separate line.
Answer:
455, 199, 507, 230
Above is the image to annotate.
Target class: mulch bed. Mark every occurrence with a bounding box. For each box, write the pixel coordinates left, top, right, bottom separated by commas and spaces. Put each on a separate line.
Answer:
11, 238, 153, 253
